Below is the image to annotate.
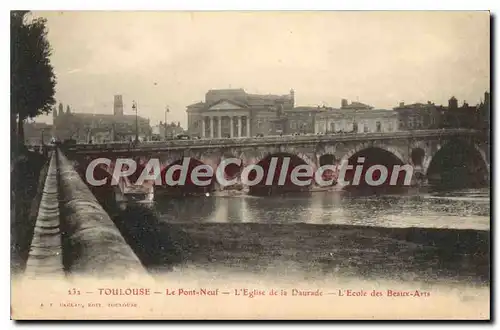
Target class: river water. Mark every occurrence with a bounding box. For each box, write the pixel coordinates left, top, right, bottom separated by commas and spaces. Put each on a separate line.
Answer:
113, 186, 490, 316
153, 187, 490, 231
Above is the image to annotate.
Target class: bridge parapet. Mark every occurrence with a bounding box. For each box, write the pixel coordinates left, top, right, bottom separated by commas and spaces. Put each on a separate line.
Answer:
56, 148, 148, 277
66, 129, 481, 153
24, 148, 148, 278
25, 151, 64, 278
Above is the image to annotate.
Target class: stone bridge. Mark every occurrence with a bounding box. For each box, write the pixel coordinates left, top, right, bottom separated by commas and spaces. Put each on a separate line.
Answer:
64, 129, 489, 183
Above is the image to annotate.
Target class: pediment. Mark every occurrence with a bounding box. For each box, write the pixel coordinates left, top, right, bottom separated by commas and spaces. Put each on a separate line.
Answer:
208, 100, 244, 110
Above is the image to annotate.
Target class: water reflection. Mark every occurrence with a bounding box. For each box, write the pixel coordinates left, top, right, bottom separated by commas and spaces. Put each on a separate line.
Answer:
153, 196, 217, 223
153, 187, 490, 230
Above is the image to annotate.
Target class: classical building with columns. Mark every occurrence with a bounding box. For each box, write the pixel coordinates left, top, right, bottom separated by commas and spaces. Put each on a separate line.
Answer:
187, 89, 295, 138
314, 99, 399, 134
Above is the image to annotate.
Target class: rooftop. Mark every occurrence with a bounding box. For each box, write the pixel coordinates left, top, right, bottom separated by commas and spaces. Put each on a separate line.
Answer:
188, 88, 294, 109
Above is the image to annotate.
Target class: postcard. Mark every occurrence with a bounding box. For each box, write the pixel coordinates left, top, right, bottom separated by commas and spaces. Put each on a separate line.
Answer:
10, 10, 490, 320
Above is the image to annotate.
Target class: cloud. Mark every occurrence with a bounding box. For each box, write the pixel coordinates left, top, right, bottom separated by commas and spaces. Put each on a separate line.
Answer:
35, 11, 489, 126
66, 68, 83, 74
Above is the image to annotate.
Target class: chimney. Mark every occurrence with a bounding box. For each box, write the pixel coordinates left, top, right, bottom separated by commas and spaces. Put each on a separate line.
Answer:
399, 102, 405, 107
341, 99, 348, 108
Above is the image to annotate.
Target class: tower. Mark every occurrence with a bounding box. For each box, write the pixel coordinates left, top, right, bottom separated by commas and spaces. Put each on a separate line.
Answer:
448, 96, 458, 109
114, 95, 124, 116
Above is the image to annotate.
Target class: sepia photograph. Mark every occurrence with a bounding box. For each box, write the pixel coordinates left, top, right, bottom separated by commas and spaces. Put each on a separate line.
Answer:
10, 10, 491, 320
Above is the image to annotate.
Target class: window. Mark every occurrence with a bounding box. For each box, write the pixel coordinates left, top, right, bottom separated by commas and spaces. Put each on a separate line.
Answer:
388, 122, 393, 132
363, 124, 369, 133
330, 122, 335, 132
408, 117, 414, 129
353, 122, 358, 132
376, 121, 382, 132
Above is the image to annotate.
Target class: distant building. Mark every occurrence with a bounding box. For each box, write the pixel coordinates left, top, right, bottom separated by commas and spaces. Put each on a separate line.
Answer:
24, 122, 53, 145
113, 95, 124, 116
53, 97, 152, 143
435, 96, 480, 129
477, 91, 490, 133
393, 101, 440, 130
187, 88, 295, 137
314, 99, 398, 134
280, 106, 322, 135
151, 122, 185, 140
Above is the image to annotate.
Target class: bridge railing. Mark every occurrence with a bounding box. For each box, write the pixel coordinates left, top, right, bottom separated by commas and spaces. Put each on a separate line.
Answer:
66, 128, 481, 153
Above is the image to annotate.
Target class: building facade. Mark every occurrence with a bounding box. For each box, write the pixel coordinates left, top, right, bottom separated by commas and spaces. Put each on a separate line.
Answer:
393, 101, 440, 130
314, 99, 399, 134
477, 91, 490, 133
187, 89, 298, 138
436, 96, 480, 129
279, 106, 320, 135
53, 97, 152, 143
151, 122, 185, 140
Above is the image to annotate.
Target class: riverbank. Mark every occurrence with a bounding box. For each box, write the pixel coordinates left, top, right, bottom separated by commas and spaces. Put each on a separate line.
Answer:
108, 204, 489, 285
11, 150, 49, 274
167, 222, 490, 285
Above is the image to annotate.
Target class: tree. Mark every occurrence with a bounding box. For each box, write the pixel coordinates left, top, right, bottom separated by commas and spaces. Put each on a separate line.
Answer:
11, 11, 56, 149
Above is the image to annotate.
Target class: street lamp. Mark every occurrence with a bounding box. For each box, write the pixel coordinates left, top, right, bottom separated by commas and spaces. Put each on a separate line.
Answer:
164, 106, 170, 140
132, 100, 139, 143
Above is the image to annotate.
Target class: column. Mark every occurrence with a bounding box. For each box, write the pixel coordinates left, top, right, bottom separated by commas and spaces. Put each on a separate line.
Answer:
210, 116, 214, 138
238, 116, 242, 138
230, 116, 234, 138
244, 116, 249, 137
218, 116, 222, 138
201, 117, 206, 138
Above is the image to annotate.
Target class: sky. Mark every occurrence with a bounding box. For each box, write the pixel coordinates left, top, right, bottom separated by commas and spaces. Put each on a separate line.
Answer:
31, 11, 490, 127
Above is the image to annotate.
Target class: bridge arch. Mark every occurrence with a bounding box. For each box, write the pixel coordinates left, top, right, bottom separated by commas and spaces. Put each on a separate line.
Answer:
411, 148, 426, 167
239, 147, 316, 170
156, 157, 215, 195
341, 142, 406, 164
319, 154, 336, 166
247, 152, 314, 195
340, 144, 410, 189
425, 139, 489, 188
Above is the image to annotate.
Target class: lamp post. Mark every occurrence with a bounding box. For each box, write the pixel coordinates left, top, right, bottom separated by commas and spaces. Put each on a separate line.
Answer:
164, 106, 170, 140
132, 100, 139, 143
